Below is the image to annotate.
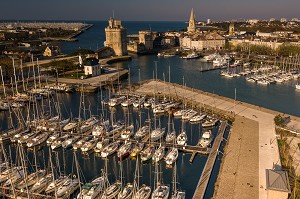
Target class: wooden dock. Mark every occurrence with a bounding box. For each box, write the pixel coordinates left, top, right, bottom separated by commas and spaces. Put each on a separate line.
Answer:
192, 121, 227, 199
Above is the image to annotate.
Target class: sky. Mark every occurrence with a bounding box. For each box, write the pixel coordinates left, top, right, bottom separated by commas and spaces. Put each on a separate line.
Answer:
0, 0, 299, 21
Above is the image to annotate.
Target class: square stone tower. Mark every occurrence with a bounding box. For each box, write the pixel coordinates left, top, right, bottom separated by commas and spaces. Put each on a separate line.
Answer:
105, 18, 128, 56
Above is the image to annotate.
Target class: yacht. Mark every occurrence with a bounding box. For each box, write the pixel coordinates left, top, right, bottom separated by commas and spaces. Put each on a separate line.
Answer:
94, 138, 110, 153
151, 184, 170, 199
150, 128, 165, 142
135, 125, 150, 140
165, 130, 176, 143
132, 184, 151, 199
46, 132, 60, 145
153, 145, 165, 163
62, 136, 80, 149
57, 178, 80, 198
199, 130, 213, 148
31, 173, 53, 194
27, 132, 49, 147
130, 142, 145, 158
117, 141, 133, 160
80, 117, 99, 133
202, 118, 218, 128
101, 141, 120, 158
77, 176, 105, 199
141, 145, 155, 162
73, 136, 93, 150
45, 175, 69, 194
165, 148, 178, 165
176, 131, 187, 146
101, 181, 121, 199
120, 124, 134, 139
81, 137, 99, 152
51, 135, 69, 150
189, 114, 206, 123
118, 183, 134, 199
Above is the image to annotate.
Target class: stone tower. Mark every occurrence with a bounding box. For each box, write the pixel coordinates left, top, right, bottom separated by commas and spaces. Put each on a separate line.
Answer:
229, 22, 235, 36
187, 8, 196, 33
105, 17, 128, 56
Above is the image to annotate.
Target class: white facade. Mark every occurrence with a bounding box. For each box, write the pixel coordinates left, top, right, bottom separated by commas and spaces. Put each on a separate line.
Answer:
84, 64, 101, 76
180, 32, 225, 50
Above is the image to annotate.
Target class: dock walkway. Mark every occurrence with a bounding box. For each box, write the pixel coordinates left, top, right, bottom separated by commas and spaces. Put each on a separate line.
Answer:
192, 121, 227, 199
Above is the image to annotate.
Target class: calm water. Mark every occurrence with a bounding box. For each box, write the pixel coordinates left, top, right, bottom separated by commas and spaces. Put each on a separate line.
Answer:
1, 21, 300, 199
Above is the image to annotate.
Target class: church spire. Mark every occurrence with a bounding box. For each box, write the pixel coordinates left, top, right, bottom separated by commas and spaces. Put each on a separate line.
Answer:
187, 8, 196, 33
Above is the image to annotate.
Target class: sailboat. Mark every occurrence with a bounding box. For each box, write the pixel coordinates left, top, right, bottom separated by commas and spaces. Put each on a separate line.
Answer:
56, 177, 80, 198
165, 148, 179, 166
76, 174, 106, 199
176, 130, 187, 146
152, 144, 165, 163
170, 162, 185, 199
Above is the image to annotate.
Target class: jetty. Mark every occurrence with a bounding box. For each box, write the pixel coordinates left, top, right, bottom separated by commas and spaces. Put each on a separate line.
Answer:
135, 79, 299, 199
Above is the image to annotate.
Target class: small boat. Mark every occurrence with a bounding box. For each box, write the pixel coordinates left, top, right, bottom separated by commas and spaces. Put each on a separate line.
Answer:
140, 145, 155, 162
120, 124, 134, 139
189, 114, 206, 123
132, 184, 151, 199
134, 125, 150, 140
202, 118, 218, 128
199, 130, 213, 148
176, 131, 187, 146
81, 137, 99, 152
153, 145, 165, 163
76, 176, 105, 199
117, 141, 133, 160
130, 142, 145, 158
118, 183, 133, 199
101, 181, 121, 199
57, 178, 79, 198
150, 128, 165, 142
181, 51, 199, 59
101, 141, 120, 158
27, 132, 49, 147
152, 184, 170, 199
165, 148, 178, 165
45, 175, 69, 194
31, 173, 53, 194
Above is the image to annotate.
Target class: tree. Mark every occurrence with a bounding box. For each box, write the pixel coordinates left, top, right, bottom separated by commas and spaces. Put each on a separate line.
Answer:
274, 114, 285, 127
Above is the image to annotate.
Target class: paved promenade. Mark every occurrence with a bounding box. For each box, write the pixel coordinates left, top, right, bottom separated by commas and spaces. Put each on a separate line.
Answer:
135, 80, 298, 199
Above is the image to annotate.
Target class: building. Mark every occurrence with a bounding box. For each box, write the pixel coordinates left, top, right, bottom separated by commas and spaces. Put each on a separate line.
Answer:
43, 46, 59, 57
187, 8, 196, 33
229, 38, 283, 50
180, 32, 225, 50
280, 18, 287, 23
95, 47, 115, 59
105, 17, 127, 56
139, 30, 156, 50
84, 58, 101, 77
229, 22, 235, 36
266, 169, 290, 199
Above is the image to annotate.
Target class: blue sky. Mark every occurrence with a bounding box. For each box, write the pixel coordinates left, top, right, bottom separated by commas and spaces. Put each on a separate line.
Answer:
1, 0, 299, 21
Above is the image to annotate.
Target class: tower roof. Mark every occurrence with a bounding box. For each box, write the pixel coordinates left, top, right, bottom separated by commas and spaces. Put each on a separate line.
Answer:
190, 8, 195, 21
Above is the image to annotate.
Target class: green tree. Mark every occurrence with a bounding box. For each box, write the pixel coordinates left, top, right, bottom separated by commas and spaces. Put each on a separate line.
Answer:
274, 114, 284, 127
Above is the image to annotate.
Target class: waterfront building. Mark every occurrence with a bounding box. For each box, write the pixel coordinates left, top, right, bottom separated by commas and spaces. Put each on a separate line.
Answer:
84, 58, 101, 76
139, 30, 157, 50
187, 8, 196, 33
229, 38, 283, 50
180, 32, 225, 50
105, 17, 128, 56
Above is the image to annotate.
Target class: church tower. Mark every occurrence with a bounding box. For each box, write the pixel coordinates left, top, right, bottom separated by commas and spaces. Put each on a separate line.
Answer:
187, 8, 196, 33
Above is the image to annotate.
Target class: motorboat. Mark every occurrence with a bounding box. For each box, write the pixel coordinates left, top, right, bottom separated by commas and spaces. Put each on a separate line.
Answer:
199, 130, 213, 148
176, 131, 187, 146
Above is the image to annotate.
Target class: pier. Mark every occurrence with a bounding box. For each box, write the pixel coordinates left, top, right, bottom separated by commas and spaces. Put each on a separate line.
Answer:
192, 121, 227, 199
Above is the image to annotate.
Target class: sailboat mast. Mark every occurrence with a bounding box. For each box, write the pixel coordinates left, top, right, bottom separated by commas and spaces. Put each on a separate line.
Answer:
12, 58, 18, 94
0, 66, 7, 98
32, 55, 37, 90
20, 58, 25, 92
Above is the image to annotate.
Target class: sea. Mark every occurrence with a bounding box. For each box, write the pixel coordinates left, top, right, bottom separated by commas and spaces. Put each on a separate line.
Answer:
1, 21, 300, 199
